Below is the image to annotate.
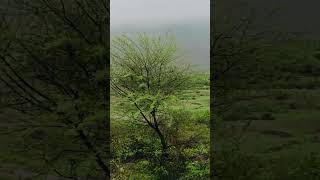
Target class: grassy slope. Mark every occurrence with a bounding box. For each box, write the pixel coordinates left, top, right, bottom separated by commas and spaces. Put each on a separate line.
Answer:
215, 40, 320, 178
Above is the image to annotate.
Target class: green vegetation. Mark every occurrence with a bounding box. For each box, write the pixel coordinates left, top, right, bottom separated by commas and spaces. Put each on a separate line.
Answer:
110, 34, 209, 179
0, 1, 109, 179
213, 40, 320, 179
212, 1, 320, 178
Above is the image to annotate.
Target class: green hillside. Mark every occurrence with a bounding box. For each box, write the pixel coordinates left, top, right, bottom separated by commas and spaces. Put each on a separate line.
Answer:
214, 40, 320, 179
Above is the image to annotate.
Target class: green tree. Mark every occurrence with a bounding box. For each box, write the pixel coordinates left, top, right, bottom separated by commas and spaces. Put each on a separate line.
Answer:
111, 34, 190, 166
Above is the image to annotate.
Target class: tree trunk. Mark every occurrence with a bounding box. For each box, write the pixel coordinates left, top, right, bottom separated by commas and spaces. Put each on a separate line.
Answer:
151, 110, 168, 164
155, 126, 168, 164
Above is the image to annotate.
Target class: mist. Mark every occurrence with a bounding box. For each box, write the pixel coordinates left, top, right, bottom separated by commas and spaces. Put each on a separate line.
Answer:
111, 0, 210, 72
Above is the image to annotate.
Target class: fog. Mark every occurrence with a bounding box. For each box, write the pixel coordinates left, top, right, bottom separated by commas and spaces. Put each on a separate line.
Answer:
111, 0, 210, 72
111, 0, 209, 25
216, 0, 320, 39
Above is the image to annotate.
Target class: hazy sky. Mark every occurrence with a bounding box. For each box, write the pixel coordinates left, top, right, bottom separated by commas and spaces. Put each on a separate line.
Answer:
111, 0, 210, 26
111, 0, 210, 72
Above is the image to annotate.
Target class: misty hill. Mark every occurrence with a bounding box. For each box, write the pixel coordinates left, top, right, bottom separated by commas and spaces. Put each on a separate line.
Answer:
111, 21, 210, 72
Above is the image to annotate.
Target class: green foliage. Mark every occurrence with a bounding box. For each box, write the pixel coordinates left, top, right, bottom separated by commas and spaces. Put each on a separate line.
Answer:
111, 33, 207, 179
111, 33, 190, 97
190, 73, 210, 88
0, 1, 109, 178
111, 99, 209, 179
213, 40, 320, 180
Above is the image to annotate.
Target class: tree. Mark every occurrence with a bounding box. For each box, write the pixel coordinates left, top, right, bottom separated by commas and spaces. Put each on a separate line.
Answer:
0, 0, 110, 179
111, 34, 190, 165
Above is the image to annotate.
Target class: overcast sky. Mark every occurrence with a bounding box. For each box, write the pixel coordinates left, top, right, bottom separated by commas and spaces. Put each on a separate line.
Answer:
110, 0, 210, 71
111, 0, 210, 26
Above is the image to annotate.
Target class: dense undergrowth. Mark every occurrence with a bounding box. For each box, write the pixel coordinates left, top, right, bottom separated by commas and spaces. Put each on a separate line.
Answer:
111, 73, 210, 179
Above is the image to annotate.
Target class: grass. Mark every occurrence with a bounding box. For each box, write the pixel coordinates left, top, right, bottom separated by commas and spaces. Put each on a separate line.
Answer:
215, 86, 320, 178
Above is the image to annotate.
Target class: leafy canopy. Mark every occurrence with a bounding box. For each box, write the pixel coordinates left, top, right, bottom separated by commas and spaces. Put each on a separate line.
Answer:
111, 33, 190, 112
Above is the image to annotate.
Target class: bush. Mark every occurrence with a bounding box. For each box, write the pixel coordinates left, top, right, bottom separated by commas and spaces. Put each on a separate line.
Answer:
112, 106, 210, 179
